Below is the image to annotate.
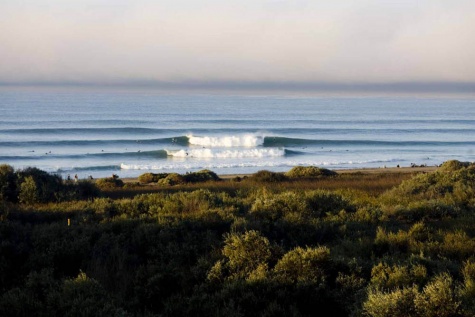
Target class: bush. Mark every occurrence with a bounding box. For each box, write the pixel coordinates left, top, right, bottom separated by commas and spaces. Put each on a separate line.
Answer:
364, 286, 419, 317
157, 173, 185, 186
54, 272, 122, 316
183, 169, 220, 183
370, 263, 427, 291
0, 164, 17, 202
18, 176, 38, 204
414, 273, 462, 317
217, 230, 271, 280
460, 260, 475, 314
273, 246, 331, 284
138, 173, 169, 184
16, 167, 63, 203
96, 177, 124, 190
286, 166, 337, 178
439, 160, 473, 173
305, 190, 355, 217
249, 170, 288, 183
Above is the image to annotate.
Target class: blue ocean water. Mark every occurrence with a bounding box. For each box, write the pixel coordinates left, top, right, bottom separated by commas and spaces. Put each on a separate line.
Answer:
1, 89, 474, 178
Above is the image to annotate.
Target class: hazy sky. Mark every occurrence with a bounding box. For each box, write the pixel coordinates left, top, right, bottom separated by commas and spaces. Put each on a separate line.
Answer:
1, 0, 474, 93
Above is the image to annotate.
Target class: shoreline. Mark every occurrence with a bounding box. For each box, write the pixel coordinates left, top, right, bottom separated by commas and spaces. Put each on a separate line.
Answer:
121, 165, 438, 183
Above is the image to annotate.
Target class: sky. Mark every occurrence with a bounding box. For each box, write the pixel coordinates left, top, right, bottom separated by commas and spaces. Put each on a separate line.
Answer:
0, 0, 474, 94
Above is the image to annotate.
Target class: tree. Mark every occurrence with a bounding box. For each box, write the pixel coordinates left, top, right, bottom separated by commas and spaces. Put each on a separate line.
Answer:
0, 164, 17, 202
19, 176, 38, 204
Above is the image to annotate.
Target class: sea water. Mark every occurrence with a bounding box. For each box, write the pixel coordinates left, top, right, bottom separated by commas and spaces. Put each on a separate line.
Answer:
1, 89, 474, 179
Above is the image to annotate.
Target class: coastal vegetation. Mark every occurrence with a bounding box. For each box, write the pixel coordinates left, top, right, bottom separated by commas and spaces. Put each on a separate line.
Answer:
1, 161, 475, 316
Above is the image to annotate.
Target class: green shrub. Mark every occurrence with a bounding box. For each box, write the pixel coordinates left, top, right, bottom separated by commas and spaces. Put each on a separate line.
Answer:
414, 273, 461, 317
0, 164, 17, 202
54, 272, 122, 316
16, 167, 63, 203
183, 169, 220, 183
249, 170, 288, 183
286, 166, 337, 178
364, 286, 419, 317
273, 246, 330, 285
460, 260, 475, 314
95, 177, 124, 190
250, 191, 307, 220
381, 160, 475, 209
18, 176, 39, 204
374, 227, 410, 255
370, 263, 427, 291
138, 173, 170, 184
157, 173, 185, 186
439, 160, 473, 173
218, 230, 271, 280
440, 230, 475, 260
305, 190, 355, 217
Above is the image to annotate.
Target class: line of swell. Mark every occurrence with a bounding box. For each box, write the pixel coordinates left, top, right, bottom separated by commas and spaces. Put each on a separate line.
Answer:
263, 137, 475, 147
0, 137, 189, 147
0, 127, 168, 134
56, 165, 122, 173
0, 150, 169, 161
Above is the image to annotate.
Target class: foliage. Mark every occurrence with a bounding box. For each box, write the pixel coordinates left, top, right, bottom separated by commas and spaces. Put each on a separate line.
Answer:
273, 246, 330, 284
95, 176, 124, 190
364, 285, 419, 317
414, 273, 462, 317
0, 164, 16, 202
137, 170, 220, 186
219, 230, 271, 280
137, 172, 168, 184
183, 169, 220, 183
249, 170, 288, 183
2, 161, 475, 315
286, 166, 337, 178
157, 173, 185, 186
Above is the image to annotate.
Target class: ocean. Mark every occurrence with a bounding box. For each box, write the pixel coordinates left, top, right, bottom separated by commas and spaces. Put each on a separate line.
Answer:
1, 89, 474, 179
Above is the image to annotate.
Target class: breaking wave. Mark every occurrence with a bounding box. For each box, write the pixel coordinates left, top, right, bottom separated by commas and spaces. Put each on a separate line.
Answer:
166, 148, 285, 158
187, 134, 264, 147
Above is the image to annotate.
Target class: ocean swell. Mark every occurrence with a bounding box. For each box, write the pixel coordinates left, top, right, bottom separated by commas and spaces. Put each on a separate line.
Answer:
166, 148, 285, 158
187, 134, 264, 147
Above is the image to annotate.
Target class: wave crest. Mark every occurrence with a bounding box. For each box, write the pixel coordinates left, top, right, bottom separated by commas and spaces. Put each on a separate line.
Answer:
166, 148, 284, 158
187, 134, 264, 147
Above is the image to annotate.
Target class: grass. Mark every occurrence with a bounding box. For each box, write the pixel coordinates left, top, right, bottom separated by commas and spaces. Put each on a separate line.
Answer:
101, 171, 415, 199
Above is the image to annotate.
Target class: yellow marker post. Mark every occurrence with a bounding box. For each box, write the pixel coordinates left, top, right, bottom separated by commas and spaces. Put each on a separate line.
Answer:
67, 218, 71, 226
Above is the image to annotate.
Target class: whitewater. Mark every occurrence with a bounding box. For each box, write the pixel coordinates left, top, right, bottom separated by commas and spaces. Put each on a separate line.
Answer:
1, 89, 475, 178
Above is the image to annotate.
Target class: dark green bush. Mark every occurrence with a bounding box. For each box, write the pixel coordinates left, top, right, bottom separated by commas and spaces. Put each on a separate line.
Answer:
96, 177, 124, 190
183, 169, 220, 183
138, 173, 169, 184
157, 173, 185, 186
249, 170, 288, 183
0, 164, 17, 203
16, 167, 63, 203
286, 166, 337, 178
273, 246, 331, 285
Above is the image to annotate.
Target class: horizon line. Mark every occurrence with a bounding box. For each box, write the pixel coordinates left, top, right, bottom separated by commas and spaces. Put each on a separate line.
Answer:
1, 80, 475, 94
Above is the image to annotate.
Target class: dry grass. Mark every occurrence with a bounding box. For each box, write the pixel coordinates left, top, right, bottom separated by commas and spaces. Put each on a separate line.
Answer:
101, 172, 418, 199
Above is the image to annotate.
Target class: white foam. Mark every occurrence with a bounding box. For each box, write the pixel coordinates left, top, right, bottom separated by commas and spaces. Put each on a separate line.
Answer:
166, 148, 284, 158
187, 134, 264, 147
